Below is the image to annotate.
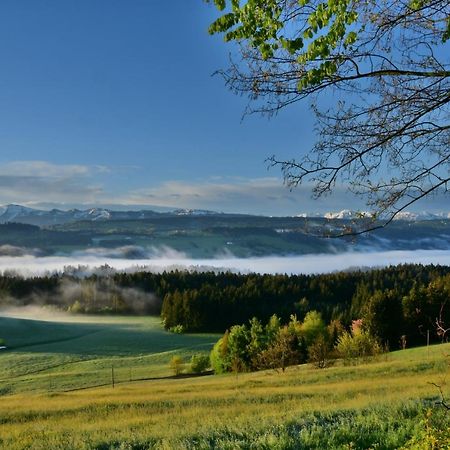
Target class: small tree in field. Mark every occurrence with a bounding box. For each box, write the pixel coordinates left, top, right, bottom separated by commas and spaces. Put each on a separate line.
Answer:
308, 335, 331, 369
169, 355, 184, 376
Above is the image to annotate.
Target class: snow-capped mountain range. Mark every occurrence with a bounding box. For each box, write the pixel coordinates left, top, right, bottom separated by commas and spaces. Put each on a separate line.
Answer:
0, 204, 448, 227
312, 209, 450, 221
0, 204, 223, 226
0, 204, 113, 225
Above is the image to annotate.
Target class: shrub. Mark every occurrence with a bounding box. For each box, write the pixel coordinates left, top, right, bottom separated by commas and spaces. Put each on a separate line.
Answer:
169, 324, 184, 334
210, 334, 230, 374
68, 300, 84, 314
401, 409, 450, 449
190, 354, 210, 373
0, 338, 5, 346
169, 355, 184, 375
336, 327, 382, 362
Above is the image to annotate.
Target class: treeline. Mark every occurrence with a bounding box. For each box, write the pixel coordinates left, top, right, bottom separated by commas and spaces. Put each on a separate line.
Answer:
209, 275, 450, 373
210, 313, 383, 374
0, 264, 449, 347
161, 265, 450, 348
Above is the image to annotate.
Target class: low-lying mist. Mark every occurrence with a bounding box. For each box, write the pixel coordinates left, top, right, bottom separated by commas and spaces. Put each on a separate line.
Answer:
0, 305, 79, 322
0, 278, 161, 316
0, 247, 449, 276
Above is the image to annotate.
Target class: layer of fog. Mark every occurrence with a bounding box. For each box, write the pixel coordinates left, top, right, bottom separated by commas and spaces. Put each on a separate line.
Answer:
0, 249, 450, 276
0, 278, 161, 320
0, 305, 87, 322
0, 305, 157, 324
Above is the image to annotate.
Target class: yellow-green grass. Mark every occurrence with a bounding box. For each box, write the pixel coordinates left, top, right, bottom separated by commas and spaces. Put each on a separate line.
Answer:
0, 315, 219, 395
0, 342, 449, 449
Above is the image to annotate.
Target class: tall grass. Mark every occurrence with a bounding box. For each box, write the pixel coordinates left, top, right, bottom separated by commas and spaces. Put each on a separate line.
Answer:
0, 341, 448, 449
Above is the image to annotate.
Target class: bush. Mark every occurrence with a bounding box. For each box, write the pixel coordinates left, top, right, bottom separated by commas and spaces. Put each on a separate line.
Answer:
210, 334, 230, 374
336, 327, 382, 362
68, 300, 84, 314
169, 324, 184, 334
169, 355, 184, 375
401, 409, 450, 449
0, 338, 5, 346
190, 354, 210, 373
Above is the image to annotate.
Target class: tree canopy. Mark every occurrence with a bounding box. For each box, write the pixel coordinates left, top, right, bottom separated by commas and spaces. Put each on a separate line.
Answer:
207, 0, 450, 227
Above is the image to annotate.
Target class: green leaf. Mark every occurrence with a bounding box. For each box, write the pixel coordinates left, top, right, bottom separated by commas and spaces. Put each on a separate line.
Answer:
214, 0, 226, 11
443, 17, 450, 42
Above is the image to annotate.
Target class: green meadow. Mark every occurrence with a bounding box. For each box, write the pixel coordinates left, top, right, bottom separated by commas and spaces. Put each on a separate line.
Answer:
0, 314, 449, 449
0, 314, 219, 395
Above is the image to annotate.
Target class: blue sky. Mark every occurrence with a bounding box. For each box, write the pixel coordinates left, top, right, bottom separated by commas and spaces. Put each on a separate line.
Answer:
0, 1, 445, 215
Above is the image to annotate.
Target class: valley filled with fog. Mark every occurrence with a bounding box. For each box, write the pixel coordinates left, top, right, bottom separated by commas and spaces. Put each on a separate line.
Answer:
1, 248, 450, 276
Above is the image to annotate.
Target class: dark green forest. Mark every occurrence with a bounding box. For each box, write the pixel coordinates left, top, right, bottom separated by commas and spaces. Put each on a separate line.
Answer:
0, 264, 449, 350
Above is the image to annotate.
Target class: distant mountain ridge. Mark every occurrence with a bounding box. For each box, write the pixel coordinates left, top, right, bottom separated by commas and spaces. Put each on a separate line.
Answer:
0, 204, 449, 227
0, 204, 226, 226
0, 204, 448, 258
319, 209, 450, 221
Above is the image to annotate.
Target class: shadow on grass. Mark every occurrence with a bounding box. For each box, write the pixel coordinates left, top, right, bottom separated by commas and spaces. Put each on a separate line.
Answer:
0, 316, 217, 357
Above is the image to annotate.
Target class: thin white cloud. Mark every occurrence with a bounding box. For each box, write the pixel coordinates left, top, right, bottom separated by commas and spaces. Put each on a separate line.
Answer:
0, 161, 446, 216
0, 161, 107, 177
118, 177, 363, 215
0, 160, 106, 205
117, 177, 450, 216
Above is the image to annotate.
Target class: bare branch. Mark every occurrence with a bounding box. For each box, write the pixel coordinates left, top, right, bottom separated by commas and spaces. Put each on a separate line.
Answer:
429, 382, 450, 411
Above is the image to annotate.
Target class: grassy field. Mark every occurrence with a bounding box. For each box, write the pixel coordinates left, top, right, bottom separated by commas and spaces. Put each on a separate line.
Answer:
0, 314, 219, 395
0, 314, 449, 449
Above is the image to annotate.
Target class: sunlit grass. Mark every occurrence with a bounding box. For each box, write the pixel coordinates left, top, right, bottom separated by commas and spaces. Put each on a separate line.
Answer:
0, 339, 449, 449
